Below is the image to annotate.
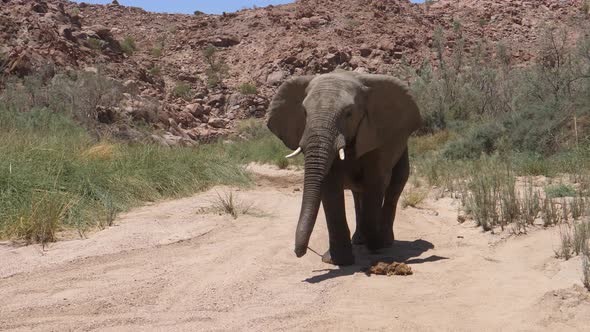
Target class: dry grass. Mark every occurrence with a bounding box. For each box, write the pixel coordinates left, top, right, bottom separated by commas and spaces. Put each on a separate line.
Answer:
555, 220, 590, 261
401, 187, 428, 208
199, 191, 266, 220
7, 191, 77, 247
80, 143, 118, 161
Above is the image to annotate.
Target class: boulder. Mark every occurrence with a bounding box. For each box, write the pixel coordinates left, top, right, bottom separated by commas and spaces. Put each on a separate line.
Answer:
211, 36, 240, 47
208, 117, 227, 129
266, 70, 286, 85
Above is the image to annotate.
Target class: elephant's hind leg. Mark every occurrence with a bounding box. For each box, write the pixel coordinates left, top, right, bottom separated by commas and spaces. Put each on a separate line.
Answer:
320, 172, 354, 265
381, 148, 410, 246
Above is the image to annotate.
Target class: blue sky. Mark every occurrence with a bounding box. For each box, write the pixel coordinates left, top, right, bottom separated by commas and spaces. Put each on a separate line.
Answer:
75, 1, 423, 15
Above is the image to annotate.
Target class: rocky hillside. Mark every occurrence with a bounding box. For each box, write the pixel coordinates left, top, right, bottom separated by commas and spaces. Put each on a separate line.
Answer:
1, 0, 588, 144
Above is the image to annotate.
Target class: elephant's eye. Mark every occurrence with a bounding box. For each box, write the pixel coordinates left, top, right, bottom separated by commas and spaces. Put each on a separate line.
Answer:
345, 110, 352, 118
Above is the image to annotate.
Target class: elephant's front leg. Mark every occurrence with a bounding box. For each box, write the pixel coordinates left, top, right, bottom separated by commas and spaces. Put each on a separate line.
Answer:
360, 181, 386, 252
381, 148, 410, 246
320, 172, 354, 266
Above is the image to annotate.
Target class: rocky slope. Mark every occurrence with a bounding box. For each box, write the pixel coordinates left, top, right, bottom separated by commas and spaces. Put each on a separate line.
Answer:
1, 0, 587, 143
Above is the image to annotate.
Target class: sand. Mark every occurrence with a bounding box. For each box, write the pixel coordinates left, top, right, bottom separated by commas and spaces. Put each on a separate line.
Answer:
1, 164, 589, 331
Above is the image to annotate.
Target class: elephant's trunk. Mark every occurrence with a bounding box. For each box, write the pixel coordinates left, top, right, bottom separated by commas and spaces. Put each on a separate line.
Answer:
294, 132, 336, 258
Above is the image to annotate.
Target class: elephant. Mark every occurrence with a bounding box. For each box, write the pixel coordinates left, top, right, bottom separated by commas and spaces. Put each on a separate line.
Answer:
266, 70, 422, 266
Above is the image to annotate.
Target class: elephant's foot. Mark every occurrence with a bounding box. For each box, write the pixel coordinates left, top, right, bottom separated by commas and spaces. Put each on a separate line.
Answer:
383, 231, 395, 247
366, 234, 386, 253
351, 231, 365, 245
322, 247, 355, 266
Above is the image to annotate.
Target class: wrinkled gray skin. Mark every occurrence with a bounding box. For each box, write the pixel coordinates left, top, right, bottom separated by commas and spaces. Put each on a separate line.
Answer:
267, 70, 422, 265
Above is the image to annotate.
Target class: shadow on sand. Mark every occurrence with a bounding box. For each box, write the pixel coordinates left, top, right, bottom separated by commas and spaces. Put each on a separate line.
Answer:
303, 238, 448, 284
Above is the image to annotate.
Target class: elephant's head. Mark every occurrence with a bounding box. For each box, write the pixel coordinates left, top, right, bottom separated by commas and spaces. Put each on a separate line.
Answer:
266, 71, 422, 258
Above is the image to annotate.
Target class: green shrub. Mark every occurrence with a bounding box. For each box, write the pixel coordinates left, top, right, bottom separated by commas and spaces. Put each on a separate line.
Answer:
86, 37, 103, 50
172, 82, 193, 100
513, 153, 554, 177
148, 66, 161, 76
442, 123, 504, 159
151, 36, 165, 58
403, 24, 590, 158
275, 158, 289, 170
120, 36, 137, 56
238, 83, 257, 95
203, 45, 229, 88
151, 46, 162, 57
545, 184, 577, 198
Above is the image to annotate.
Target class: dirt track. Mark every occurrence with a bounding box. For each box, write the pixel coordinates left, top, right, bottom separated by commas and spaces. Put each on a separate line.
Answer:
1, 164, 589, 331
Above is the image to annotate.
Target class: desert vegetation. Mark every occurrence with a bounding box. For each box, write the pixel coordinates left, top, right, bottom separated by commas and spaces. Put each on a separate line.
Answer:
0, 72, 293, 244
397, 23, 590, 286
399, 23, 590, 230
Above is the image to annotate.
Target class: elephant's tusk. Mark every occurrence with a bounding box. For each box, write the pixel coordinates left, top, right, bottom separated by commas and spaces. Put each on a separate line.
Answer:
285, 147, 302, 159
339, 149, 345, 161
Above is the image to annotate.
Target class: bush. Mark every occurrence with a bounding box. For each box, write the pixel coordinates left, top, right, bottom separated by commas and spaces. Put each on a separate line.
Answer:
148, 66, 161, 76
203, 45, 229, 88
86, 37, 103, 50
545, 184, 577, 198
1, 71, 125, 130
238, 83, 257, 95
442, 122, 504, 159
120, 36, 137, 56
172, 82, 193, 101
275, 158, 289, 170
151, 36, 165, 58
402, 24, 590, 157
401, 188, 428, 208
151, 47, 162, 58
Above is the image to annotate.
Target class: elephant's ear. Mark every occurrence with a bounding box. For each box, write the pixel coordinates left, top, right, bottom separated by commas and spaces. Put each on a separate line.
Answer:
266, 76, 314, 150
354, 74, 423, 158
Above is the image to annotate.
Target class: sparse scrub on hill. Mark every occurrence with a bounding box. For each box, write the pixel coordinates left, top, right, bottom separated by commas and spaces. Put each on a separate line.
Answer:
238, 83, 257, 95
120, 36, 137, 56
2, 70, 125, 130
86, 37, 104, 51
172, 82, 193, 101
148, 66, 161, 76
203, 45, 229, 88
151, 37, 165, 58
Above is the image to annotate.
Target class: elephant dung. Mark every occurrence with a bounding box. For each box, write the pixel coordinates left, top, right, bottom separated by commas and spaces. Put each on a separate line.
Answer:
365, 262, 413, 276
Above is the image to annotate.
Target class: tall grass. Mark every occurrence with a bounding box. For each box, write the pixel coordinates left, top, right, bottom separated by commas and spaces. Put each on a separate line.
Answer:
0, 107, 251, 242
